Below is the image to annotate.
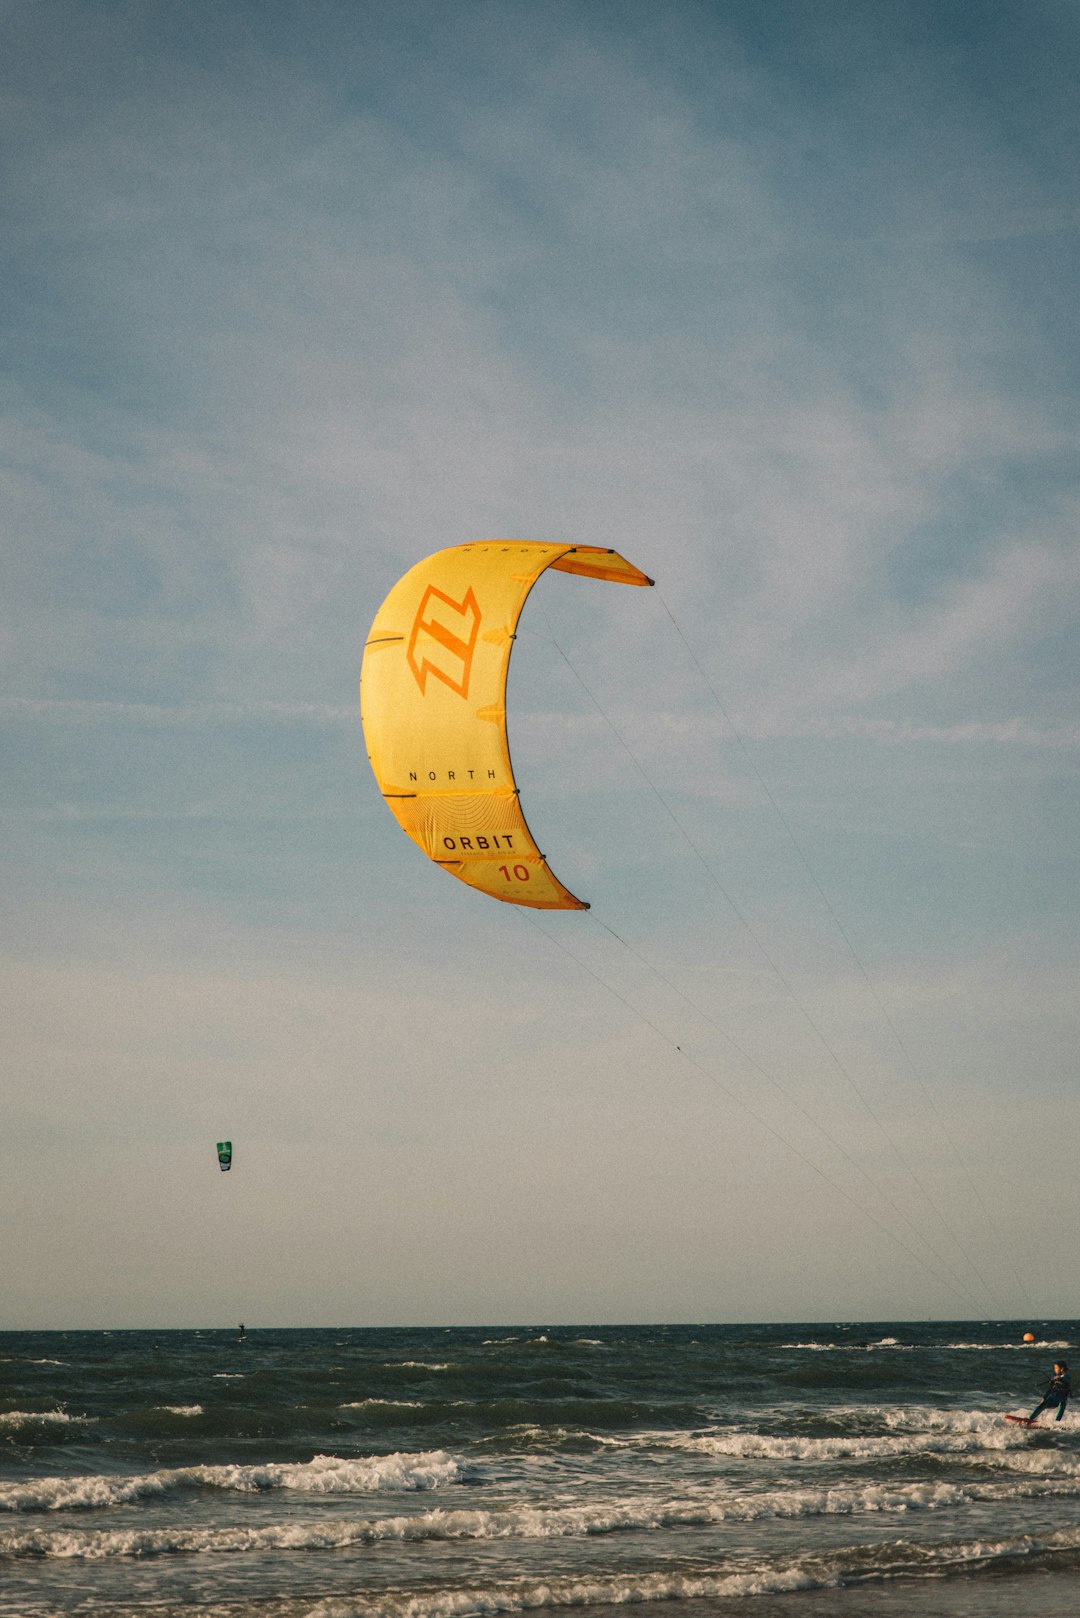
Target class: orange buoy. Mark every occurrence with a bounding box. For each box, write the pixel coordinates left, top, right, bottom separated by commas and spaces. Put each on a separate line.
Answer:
1023, 1332, 1035, 1343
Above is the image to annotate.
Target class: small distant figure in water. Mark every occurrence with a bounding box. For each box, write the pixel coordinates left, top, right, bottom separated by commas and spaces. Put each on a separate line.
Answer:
1029, 1360, 1070, 1423
237, 1323, 246, 1342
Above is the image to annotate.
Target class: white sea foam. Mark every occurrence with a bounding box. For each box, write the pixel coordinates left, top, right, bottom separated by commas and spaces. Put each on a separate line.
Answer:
587, 1404, 1053, 1463
781, 1342, 849, 1350
782, 1338, 1072, 1352
303, 1523, 1080, 1616
7, 1472, 1080, 1560
779, 1340, 911, 1351
879, 1402, 1040, 1435
338, 1400, 424, 1410
319, 1567, 828, 1614
979, 1447, 1080, 1479
0, 1450, 468, 1512
667, 1427, 1013, 1462
944, 1339, 1072, 1350
157, 1405, 203, 1416
0, 1410, 94, 1432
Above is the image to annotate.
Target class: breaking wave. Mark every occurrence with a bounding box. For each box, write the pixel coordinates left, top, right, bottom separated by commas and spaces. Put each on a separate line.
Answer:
6, 1474, 1080, 1560
0, 1450, 469, 1513
0, 1412, 94, 1433
302, 1524, 1080, 1616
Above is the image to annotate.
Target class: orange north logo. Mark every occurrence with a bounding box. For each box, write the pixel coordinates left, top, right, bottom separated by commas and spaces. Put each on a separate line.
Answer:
406, 585, 481, 698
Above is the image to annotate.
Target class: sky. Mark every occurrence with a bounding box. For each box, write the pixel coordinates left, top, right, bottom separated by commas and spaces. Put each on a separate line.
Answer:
2, 0, 1079, 1329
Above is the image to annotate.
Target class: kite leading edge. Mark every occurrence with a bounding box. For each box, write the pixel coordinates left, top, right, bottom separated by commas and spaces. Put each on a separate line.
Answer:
360, 541, 654, 909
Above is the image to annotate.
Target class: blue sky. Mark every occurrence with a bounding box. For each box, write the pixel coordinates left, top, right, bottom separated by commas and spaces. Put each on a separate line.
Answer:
2, 0, 1079, 1327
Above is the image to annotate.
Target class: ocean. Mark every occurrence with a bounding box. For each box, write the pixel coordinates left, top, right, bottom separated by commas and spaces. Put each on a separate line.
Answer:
2, 1322, 1079, 1617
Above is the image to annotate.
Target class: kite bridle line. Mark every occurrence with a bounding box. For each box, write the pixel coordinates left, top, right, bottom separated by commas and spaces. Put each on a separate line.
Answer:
518, 595, 1005, 1317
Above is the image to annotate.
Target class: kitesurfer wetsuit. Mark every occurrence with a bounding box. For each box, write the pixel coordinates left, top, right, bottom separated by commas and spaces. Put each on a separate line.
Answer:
1029, 1362, 1071, 1423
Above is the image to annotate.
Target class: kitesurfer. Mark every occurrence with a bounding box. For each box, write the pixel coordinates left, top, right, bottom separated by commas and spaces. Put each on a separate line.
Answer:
1028, 1360, 1070, 1423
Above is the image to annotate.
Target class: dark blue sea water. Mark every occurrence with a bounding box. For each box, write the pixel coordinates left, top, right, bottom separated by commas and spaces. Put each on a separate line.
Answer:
2, 1322, 1079, 1617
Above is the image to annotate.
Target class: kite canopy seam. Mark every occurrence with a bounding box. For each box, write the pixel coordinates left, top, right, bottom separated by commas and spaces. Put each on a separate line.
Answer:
360, 540, 653, 910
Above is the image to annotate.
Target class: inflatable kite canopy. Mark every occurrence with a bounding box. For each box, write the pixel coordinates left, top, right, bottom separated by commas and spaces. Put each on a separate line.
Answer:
361, 541, 653, 909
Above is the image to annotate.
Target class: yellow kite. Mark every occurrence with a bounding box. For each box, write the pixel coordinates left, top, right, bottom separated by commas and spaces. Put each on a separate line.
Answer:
360, 541, 654, 909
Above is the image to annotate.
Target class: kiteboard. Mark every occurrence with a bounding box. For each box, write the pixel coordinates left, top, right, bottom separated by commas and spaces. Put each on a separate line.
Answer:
1004, 1414, 1038, 1426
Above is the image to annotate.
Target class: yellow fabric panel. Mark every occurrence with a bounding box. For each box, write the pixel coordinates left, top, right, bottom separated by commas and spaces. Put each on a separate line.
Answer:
549, 546, 654, 586
360, 540, 652, 909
